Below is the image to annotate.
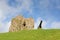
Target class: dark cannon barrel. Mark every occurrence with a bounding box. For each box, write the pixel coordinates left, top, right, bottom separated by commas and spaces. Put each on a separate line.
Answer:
38, 20, 42, 29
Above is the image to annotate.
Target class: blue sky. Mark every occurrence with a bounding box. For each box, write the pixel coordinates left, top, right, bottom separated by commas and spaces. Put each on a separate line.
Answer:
0, 0, 60, 33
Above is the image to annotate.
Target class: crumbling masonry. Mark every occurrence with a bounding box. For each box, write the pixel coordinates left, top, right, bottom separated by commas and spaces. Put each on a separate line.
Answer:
9, 16, 34, 32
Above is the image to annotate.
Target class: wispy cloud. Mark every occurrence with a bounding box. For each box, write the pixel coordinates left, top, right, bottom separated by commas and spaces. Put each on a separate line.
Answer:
0, 21, 11, 33
50, 22, 60, 29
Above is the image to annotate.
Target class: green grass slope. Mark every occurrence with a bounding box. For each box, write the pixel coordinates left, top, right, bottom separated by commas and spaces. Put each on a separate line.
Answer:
0, 29, 60, 40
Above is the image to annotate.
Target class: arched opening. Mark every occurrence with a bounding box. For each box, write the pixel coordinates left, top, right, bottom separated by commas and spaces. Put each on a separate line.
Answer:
23, 21, 26, 26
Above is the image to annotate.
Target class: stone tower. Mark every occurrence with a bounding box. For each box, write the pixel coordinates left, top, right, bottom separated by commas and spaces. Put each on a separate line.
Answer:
9, 16, 34, 32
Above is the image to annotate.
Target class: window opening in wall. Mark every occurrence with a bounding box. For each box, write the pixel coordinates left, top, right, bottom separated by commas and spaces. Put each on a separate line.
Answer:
23, 21, 26, 26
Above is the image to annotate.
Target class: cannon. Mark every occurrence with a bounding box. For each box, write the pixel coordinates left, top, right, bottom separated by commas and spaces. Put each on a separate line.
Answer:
38, 20, 42, 29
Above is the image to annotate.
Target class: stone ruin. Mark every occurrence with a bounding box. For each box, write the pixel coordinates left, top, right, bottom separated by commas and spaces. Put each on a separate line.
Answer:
9, 16, 34, 32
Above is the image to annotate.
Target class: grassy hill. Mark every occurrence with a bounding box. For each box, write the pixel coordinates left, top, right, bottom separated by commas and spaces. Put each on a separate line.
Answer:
0, 29, 60, 40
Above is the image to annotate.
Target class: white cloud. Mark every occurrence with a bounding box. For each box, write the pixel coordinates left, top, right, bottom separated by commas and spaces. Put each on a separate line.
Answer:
0, 21, 11, 33
0, 10, 6, 28
0, 0, 33, 14
0, 10, 5, 20
0, 0, 33, 20
0, 11, 3, 20
51, 22, 60, 29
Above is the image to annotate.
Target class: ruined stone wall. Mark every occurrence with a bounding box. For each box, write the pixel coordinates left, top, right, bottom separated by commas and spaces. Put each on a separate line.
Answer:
9, 16, 34, 32
25, 18, 34, 30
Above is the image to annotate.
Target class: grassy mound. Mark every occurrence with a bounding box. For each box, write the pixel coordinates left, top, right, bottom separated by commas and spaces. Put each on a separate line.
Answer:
0, 29, 60, 40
